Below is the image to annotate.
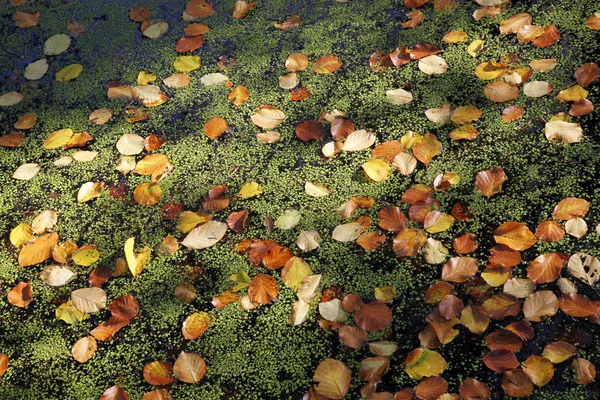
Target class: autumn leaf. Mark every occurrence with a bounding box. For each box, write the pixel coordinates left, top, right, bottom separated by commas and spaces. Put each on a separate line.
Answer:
14, 11, 40, 28
493, 222, 536, 251
144, 361, 174, 386
7, 282, 33, 308
312, 56, 342, 73
248, 274, 278, 304
354, 301, 392, 331
412, 133, 442, 165
552, 197, 590, 220
19, 232, 59, 267
475, 166, 507, 197
403, 348, 447, 380
313, 358, 351, 399
100, 386, 128, 400
484, 81, 519, 102
173, 352, 206, 384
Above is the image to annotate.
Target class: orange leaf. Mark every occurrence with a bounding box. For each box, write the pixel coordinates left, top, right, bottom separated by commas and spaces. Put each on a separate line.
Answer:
274, 14, 301, 32
173, 352, 207, 384
409, 43, 440, 60
393, 229, 426, 257
108, 294, 139, 321
14, 11, 40, 28
176, 35, 205, 52
552, 197, 590, 220
560, 293, 598, 320
185, 0, 215, 18
312, 56, 342, 74
502, 105, 525, 122
475, 166, 507, 197
228, 85, 250, 106
18, 232, 59, 267
438, 294, 464, 320
133, 182, 162, 206
523, 290, 559, 322
100, 385, 128, 400
0, 354, 6, 379
401, 10, 424, 28
204, 117, 228, 139
91, 317, 130, 342
569, 99, 594, 117
527, 252, 565, 284
356, 231, 386, 250
14, 112, 36, 130
338, 326, 368, 349
532, 24, 560, 48
371, 140, 403, 162
261, 245, 293, 270
493, 222, 536, 251
313, 358, 351, 399
7, 281, 32, 308
248, 274, 278, 304
404, 0, 428, 7
485, 330, 523, 352
535, 220, 565, 242
290, 86, 310, 101
232, 1, 255, 19
184, 23, 210, 36
572, 358, 596, 385
143, 361, 174, 386
483, 294, 521, 320
401, 184, 433, 205
412, 133, 442, 165
425, 281, 453, 304
452, 233, 477, 254
489, 244, 521, 267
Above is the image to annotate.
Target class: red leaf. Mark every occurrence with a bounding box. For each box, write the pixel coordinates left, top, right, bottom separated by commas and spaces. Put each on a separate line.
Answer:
354, 301, 392, 332
296, 121, 325, 142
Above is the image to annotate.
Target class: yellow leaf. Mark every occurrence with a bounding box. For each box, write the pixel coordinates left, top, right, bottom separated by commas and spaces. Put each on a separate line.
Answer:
43, 128, 74, 149
474, 61, 508, 80
404, 348, 447, 380
173, 55, 201, 72
556, 85, 588, 102
56, 301, 89, 324
443, 30, 468, 43
77, 182, 103, 203
467, 40, 485, 57
10, 223, 33, 248
237, 182, 263, 199
55, 64, 83, 82
374, 285, 396, 303
137, 71, 157, 85
362, 159, 390, 182
282, 257, 312, 289
176, 211, 211, 233
400, 131, 423, 149
125, 238, 150, 277
133, 182, 162, 206
72, 245, 100, 266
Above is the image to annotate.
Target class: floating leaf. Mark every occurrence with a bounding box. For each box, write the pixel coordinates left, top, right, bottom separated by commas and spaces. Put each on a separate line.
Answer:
18, 232, 59, 267
354, 300, 392, 332
173, 352, 206, 384
523, 355, 554, 387
248, 274, 278, 304
12, 163, 40, 180
251, 105, 286, 129
72, 336, 97, 363
71, 287, 107, 313
313, 358, 351, 399
173, 55, 201, 72
44, 34, 71, 55
313, 56, 342, 73
543, 341, 577, 364
523, 290, 559, 322
418, 55, 448, 75
493, 222, 536, 251
55, 64, 83, 82
403, 348, 447, 380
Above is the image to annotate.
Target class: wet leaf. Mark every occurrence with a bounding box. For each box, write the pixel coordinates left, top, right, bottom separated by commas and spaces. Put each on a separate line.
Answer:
313, 56, 342, 73
403, 348, 447, 380
313, 358, 351, 399
173, 352, 206, 384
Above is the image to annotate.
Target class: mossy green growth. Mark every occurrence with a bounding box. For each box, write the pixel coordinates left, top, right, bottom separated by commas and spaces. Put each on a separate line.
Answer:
1, 0, 600, 399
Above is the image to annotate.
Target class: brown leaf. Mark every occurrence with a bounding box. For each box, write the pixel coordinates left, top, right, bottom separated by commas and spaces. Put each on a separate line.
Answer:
274, 14, 300, 31
356, 231, 386, 250
401, 184, 433, 205
338, 325, 368, 349
89, 265, 112, 287
401, 10, 424, 28
226, 210, 248, 233
560, 293, 598, 320
248, 274, 278, 304
482, 294, 521, 320
441, 257, 478, 283
484, 81, 519, 102
342, 294, 362, 312
475, 166, 507, 197
438, 294, 464, 320
543, 341, 577, 364
0, 131, 25, 147
450, 105, 481, 125
377, 206, 407, 232
459, 378, 490, 400
91, 317, 130, 341
232, 1, 255, 19
552, 197, 590, 220
371, 140, 403, 162
572, 358, 596, 385
176, 35, 205, 52
502, 369, 533, 397
404, 0, 428, 7
409, 43, 440, 60
483, 349, 520, 373
489, 244, 521, 267
415, 376, 448, 400
500, 13, 532, 34
108, 294, 139, 322
296, 121, 325, 142
532, 24, 560, 48
502, 105, 525, 122
425, 281, 453, 304
393, 229, 427, 257
100, 385, 128, 400
575, 62, 600, 87
453, 233, 478, 254
290, 86, 310, 101
354, 300, 392, 332
460, 305, 489, 334
569, 99, 594, 117
412, 133, 442, 165
505, 320, 534, 341
7, 281, 32, 308
173, 352, 206, 383
358, 356, 390, 382
330, 118, 355, 140
129, 7, 150, 21
14, 10, 40, 28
